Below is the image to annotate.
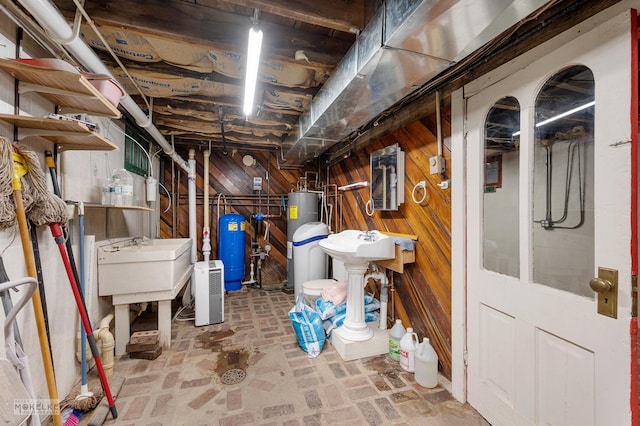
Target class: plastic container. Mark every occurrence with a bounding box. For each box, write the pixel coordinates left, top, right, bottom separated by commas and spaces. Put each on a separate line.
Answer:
112, 169, 134, 206
400, 327, 418, 372
388, 319, 405, 361
415, 337, 439, 388
292, 222, 329, 298
88, 78, 124, 107
100, 179, 112, 205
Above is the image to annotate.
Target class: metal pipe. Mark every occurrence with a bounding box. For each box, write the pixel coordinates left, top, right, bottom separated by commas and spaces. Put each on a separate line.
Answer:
188, 149, 197, 263
16, 0, 190, 173
436, 90, 443, 157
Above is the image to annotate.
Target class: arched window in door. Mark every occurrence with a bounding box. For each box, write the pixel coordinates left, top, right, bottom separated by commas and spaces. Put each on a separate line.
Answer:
532, 65, 594, 297
483, 96, 520, 277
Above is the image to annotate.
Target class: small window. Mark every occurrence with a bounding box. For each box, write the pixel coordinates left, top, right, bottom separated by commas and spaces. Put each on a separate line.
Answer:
483, 96, 520, 277
124, 125, 150, 177
532, 65, 594, 297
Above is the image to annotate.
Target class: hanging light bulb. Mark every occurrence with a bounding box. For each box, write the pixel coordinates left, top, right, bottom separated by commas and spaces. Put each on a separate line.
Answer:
243, 23, 263, 116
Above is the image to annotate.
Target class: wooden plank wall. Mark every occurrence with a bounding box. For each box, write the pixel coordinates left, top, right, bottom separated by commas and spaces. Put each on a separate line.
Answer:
325, 113, 453, 378
159, 108, 453, 378
159, 147, 303, 287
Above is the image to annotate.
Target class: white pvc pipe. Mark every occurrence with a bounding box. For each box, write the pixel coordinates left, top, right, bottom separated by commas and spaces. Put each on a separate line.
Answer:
364, 271, 388, 330
202, 150, 211, 261
188, 149, 197, 263
16, 0, 190, 173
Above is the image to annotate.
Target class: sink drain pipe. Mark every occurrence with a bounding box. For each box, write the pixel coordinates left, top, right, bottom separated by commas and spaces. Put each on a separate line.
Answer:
16, 0, 190, 174
97, 312, 115, 377
365, 270, 388, 329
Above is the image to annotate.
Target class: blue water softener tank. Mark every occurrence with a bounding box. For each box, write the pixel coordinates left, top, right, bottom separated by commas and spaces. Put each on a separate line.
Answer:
218, 213, 246, 291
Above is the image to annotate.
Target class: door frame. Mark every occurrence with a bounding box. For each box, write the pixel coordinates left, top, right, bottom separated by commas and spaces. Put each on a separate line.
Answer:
450, 5, 638, 424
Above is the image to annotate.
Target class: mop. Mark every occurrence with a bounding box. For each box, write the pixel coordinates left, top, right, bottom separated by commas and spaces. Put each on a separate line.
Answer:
60, 202, 102, 416
2, 139, 63, 426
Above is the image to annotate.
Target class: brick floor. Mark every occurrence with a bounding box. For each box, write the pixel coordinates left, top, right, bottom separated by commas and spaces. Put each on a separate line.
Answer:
91, 288, 488, 425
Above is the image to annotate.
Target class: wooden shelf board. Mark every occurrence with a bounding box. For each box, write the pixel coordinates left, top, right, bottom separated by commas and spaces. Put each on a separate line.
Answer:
0, 58, 121, 118
84, 204, 152, 212
0, 114, 118, 151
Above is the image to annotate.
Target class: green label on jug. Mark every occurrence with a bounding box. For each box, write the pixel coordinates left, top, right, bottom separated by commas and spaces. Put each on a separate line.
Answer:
389, 339, 401, 360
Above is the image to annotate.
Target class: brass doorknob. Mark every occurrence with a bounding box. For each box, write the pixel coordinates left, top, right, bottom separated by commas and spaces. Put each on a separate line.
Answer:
589, 277, 613, 293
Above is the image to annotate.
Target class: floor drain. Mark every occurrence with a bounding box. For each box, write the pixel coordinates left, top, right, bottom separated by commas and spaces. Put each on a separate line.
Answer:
221, 368, 246, 385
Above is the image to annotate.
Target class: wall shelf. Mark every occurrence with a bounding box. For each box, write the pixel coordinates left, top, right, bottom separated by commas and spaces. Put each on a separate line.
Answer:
0, 58, 121, 118
84, 204, 152, 212
0, 58, 122, 151
0, 114, 117, 151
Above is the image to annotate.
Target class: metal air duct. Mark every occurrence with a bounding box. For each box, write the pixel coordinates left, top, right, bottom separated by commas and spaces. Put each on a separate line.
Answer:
282, 0, 548, 166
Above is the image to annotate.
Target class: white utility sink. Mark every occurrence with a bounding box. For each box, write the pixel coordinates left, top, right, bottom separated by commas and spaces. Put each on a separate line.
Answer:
319, 230, 394, 266
97, 237, 193, 355
98, 238, 191, 296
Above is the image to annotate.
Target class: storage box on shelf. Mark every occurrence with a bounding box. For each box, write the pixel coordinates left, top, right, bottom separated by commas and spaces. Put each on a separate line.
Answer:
0, 58, 121, 151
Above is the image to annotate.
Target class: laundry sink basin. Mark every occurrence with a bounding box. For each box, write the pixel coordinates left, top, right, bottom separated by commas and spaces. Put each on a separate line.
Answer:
319, 230, 394, 266
98, 238, 192, 296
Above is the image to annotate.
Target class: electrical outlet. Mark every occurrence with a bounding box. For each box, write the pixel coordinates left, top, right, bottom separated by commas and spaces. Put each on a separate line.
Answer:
429, 155, 445, 174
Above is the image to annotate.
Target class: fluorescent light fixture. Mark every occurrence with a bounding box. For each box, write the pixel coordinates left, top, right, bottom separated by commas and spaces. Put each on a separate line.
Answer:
243, 27, 263, 116
512, 100, 595, 137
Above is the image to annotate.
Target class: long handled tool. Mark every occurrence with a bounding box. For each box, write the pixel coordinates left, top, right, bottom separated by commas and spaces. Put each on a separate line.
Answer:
12, 150, 62, 426
50, 222, 117, 419
71, 202, 101, 412
45, 151, 81, 289
29, 221, 55, 370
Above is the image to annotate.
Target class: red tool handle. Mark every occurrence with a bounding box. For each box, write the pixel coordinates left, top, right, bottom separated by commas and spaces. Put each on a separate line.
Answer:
50, 223, 118, 419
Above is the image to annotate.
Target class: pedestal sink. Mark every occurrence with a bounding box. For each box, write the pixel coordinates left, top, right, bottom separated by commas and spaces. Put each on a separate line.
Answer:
319, 230, 394, 360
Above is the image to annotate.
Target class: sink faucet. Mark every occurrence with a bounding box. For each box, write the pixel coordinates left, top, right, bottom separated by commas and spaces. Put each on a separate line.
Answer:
358, 230, 376, 241
132, 236, 150, 246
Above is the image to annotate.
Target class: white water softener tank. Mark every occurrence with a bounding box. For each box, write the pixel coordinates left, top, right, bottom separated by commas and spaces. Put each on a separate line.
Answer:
287, 191, 319, 289
292, 222, 329, 299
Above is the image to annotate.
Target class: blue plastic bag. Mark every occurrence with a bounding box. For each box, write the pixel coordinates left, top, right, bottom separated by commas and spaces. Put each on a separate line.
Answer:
316, 293, 381, 320
289, 294, 325, 358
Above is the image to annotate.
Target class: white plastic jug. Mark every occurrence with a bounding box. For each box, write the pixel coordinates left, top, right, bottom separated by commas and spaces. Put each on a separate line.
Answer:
415, 337, 439, 388
399, 327, 418, 372
388, 319, 405, 361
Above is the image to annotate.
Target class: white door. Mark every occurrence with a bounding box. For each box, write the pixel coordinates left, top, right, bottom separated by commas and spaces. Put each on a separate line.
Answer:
465, 10, 635, 426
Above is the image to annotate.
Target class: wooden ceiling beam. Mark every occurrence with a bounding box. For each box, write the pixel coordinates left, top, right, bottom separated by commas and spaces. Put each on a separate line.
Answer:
200, 0, 366, 34
52, 0, 354, 65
